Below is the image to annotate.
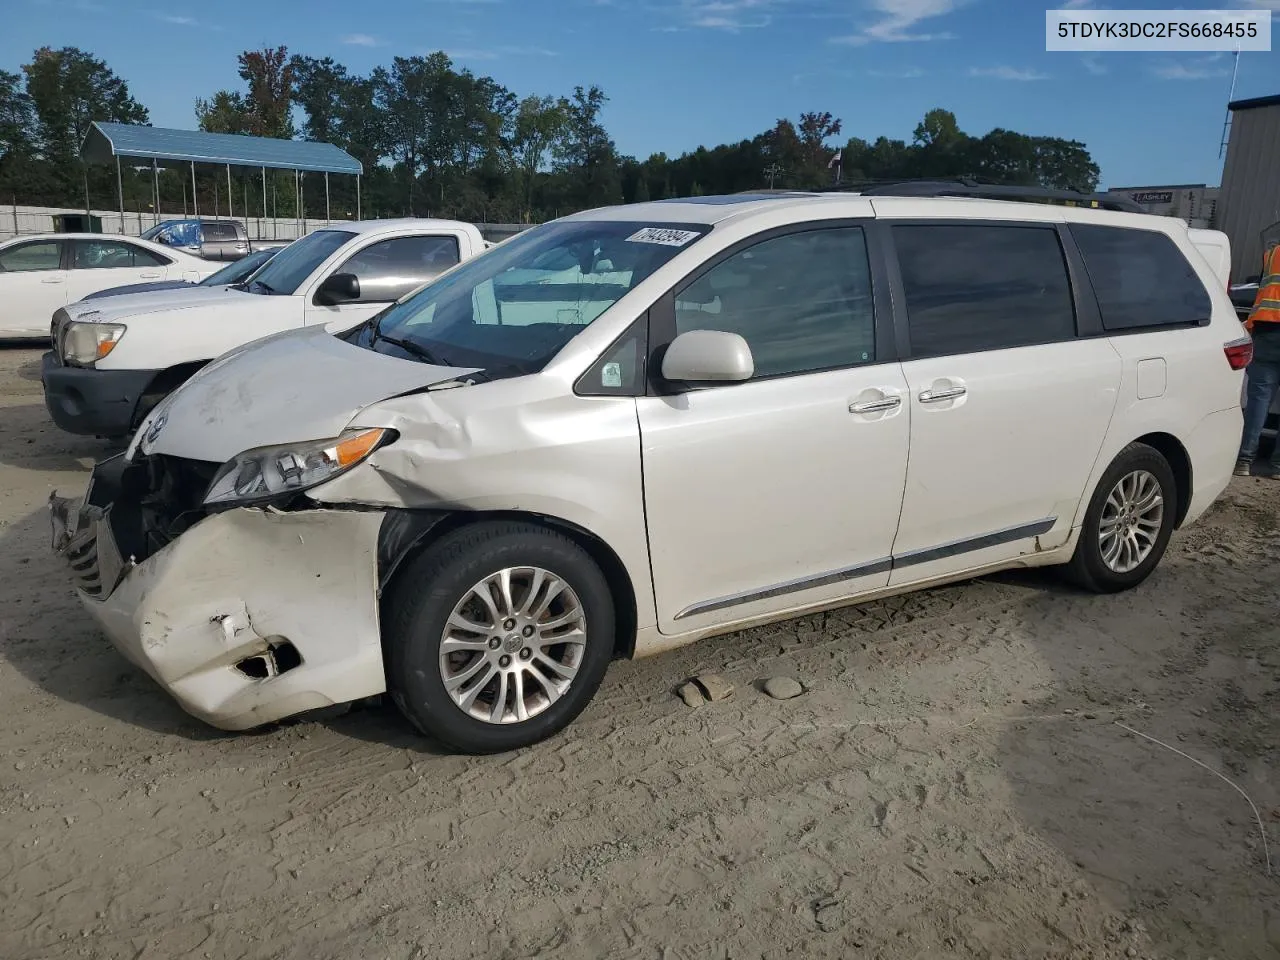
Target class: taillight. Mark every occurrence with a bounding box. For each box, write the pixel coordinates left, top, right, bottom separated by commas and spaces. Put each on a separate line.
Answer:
1225, 336, 1253, 370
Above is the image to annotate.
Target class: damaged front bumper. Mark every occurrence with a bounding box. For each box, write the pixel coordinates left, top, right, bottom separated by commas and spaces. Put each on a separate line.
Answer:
50, 456, 388, 731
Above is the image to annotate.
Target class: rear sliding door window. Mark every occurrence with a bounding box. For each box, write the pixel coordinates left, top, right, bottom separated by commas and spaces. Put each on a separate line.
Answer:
1070, 224, 1211, 330
893, 224, 1076, 358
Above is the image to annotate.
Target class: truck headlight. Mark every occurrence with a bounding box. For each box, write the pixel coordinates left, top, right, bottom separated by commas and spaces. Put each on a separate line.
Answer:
203, 428, 393, 506
63, 322, 125, 366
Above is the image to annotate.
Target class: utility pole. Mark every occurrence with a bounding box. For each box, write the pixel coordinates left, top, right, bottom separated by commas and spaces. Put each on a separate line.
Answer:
763, 163, 784, 189
1219, 44, 1242, 159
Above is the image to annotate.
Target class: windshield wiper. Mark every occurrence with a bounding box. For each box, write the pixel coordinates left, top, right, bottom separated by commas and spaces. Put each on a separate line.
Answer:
248, 279, 276, 295
372, 329, 446, 366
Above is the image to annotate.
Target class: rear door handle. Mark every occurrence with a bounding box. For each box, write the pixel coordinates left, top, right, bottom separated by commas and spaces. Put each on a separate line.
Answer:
849, 396, 902, 414
919, 386, 967, 403
139, 272, 162, 279
41, 276, 64, 285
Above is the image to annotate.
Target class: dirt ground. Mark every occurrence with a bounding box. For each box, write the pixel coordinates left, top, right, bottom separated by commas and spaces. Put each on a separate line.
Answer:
1, 344, 1278, 960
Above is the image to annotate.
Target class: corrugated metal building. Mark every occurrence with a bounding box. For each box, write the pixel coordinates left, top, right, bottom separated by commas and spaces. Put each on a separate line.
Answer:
1107, 183, 1218, 227
1216, 93, 1280, 281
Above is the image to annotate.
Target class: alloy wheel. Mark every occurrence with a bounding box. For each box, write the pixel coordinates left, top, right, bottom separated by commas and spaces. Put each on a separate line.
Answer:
438, 566, 587, 724
1098, 469, 1164, 574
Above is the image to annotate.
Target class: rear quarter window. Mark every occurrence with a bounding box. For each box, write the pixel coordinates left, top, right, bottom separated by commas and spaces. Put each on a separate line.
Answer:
1070, 224, 1211, 331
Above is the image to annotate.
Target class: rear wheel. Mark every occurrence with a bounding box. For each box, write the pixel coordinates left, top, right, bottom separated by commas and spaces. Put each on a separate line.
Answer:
384, 521, 615, 754
1064, 442, 1177, 593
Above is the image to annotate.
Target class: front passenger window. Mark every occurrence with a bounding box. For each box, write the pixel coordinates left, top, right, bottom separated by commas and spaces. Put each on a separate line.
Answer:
675, 227, 875, 379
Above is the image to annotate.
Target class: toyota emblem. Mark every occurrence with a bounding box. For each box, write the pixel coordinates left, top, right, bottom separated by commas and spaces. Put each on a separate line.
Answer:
144, 413, 167, 444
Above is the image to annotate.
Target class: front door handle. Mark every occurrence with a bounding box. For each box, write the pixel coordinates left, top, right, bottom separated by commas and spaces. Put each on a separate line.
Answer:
849, 396, 902, 414
41, 276, 64, 284
919, 386, 967, 403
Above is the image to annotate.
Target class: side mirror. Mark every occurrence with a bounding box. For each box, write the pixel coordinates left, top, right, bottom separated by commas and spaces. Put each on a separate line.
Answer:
316, 272, 361, 306
661, 329, 754, 384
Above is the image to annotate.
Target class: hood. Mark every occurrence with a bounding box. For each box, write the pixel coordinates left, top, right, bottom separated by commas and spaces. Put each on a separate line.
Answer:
65, 286, 253, 323
84, 280, 194, 300
65, 285, 259, 323
66, 285, 254, 323
136, 325, 480, 462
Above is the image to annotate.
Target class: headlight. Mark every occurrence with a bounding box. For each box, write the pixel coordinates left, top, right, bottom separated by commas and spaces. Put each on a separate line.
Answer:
63, 322, 125, 366
203, 428, 393, 506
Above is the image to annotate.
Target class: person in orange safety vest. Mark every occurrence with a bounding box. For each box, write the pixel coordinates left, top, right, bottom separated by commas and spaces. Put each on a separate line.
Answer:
1236, 239, 1280, 477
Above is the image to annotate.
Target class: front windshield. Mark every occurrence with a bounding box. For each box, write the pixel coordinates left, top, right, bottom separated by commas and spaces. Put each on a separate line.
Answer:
199, 247, 278, 286
245, 229, 355, 295
360, 220, 708, 372
140, 221, 177, 242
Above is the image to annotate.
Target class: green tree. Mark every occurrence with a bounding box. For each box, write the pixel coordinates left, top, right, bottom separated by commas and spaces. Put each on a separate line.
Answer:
912, 108, 962, 149
374, 53, 455, 210
0, 70, 35, 160
290, 55, 349, 144
0, 69, 47, 202
796, 110, 842, 186
508, 94, 569, 220
555, 85, 619, 207
1032, 136, 1100, 191
22, 46, 148, 198
237, 46, 296, 139
195, 90, 249, 134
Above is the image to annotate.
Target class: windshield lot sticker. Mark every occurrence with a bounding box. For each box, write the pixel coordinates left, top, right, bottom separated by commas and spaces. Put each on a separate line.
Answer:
625, 227, 700, 247
601, 362, 623, 388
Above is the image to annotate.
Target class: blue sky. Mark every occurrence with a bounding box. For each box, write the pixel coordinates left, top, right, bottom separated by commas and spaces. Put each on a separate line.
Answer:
4, 0, 1279, 188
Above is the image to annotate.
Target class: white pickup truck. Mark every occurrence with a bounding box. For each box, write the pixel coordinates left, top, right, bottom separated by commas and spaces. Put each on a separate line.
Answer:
41, 218, 487, 438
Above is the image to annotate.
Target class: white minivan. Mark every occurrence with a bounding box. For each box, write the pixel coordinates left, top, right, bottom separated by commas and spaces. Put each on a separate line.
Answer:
51, 190, 1247, 754
41, 218, 485, 438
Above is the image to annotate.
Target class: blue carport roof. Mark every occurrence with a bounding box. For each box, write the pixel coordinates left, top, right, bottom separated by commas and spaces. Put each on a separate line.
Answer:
82, 122, 363, 176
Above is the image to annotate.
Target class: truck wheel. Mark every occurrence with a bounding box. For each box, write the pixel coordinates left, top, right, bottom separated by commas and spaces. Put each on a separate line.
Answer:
1064, 442, 1177, 593
384, 521, 615, 754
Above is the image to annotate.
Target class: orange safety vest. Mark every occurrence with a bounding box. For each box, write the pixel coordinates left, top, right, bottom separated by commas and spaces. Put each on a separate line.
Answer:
1246, 245, 1280, 331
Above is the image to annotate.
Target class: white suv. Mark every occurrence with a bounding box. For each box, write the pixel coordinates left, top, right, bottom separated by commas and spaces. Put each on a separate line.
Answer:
50, 190, 1248, 753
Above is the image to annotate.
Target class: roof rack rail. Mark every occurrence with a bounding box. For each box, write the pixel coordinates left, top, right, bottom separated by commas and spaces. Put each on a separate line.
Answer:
818, 178, 1146, 214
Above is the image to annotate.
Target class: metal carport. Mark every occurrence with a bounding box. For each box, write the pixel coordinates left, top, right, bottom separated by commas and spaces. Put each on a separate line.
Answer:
80, 121, 364, 233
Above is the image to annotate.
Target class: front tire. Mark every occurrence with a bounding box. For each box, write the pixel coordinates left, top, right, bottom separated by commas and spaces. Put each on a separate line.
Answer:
384, 521, 615, 754
1064, 442, 1177, 593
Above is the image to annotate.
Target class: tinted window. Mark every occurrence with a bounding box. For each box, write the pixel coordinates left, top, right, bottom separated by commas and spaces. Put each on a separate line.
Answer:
1071, 224, 1211, 330
202, 222, 238, 242
246, 229, 355, 296
675, 227, 875, 379
334, 235, 461, 303
73, 240, 167, 269
0, 240, 61, 272
894, 224, 1076, 357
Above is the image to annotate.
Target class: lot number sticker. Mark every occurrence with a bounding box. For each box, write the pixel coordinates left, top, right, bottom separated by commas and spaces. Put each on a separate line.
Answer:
625, 227, 700, 247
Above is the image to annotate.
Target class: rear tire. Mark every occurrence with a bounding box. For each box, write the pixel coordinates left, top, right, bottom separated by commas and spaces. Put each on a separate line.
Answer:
384, 521, 615, 754
1064, 442, 1177, 593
